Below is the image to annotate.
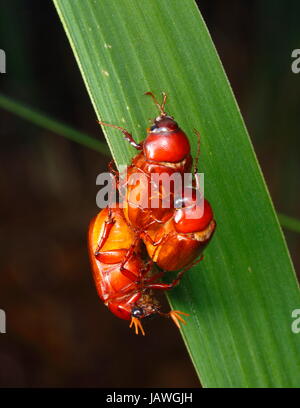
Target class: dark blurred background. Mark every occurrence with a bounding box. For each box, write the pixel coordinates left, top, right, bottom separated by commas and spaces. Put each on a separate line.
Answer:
0, 0, 299, 387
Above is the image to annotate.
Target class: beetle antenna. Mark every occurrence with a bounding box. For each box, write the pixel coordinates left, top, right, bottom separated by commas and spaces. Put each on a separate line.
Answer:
129, 317, 145, 336
161, 92, 167, 113
145, 91, 167, 116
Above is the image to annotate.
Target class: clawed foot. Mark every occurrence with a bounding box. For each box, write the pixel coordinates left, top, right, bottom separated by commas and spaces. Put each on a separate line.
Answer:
129, 317, 145, 336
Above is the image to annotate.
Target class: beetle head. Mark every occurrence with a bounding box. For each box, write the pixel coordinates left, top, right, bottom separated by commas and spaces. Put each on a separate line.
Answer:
174, 187, 214, 234
144, 92, 191, 163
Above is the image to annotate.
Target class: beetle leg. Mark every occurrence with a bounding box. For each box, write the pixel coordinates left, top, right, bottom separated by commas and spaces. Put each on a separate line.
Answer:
142, 228, 173, 250
144, 269, 179, 290
108, 160, 118, 176
142, 271, 165, 284
94, 209, 115, 256
127, 291, 142, 304
164, 268, 187, 289
119, 267, 139, 283
192, 129, 201, 177
138, 259, 164, 285
108, 160, 120, 189
143, 231, 173, 265
145, 256, 204, 291
104, 283, 139, 302
119, 238, 140, 282
164, 255, 205, 288
122, 199, 166, 227
140, 230, 164, 247
144, 282, 173, 291
179, 254, 205, 276
98, 121, 143, 150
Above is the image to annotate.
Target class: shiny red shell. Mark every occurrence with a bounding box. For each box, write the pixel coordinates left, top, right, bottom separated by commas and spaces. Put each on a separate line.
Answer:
143, 125, 191, 163
143, 188, 216, 271
88, 206, 144, 321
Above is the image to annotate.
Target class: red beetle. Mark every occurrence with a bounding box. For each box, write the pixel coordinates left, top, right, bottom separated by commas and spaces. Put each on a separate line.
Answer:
88, 204, 189, 335
99, 93, 192, 230
143, 92, 191, 164
143, 186, 216, 272
99, 92, 191, 166
91, 93, 216, 330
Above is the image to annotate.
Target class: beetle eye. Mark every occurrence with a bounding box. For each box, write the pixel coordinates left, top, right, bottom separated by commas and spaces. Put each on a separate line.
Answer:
174, 195, 189, 209
174, 197, 184, 209
131, 307, 144, 318
150, 124, 157, 131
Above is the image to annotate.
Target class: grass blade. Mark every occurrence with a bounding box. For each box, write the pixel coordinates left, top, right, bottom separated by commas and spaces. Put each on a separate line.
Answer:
0, 93, 108, 154
53, 0, 300, 387
278, 213, 300, 234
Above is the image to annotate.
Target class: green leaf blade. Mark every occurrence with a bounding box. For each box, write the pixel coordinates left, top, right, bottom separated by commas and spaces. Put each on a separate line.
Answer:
53, 0, 300, 387
0, 93, 108, 154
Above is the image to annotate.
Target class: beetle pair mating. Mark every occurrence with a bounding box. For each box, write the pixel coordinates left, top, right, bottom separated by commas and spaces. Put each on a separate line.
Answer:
88, 93, 216, 335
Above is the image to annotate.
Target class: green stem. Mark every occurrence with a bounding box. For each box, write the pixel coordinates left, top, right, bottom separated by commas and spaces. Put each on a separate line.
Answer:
278, 213, 300, 234
0, 93, 109, 155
